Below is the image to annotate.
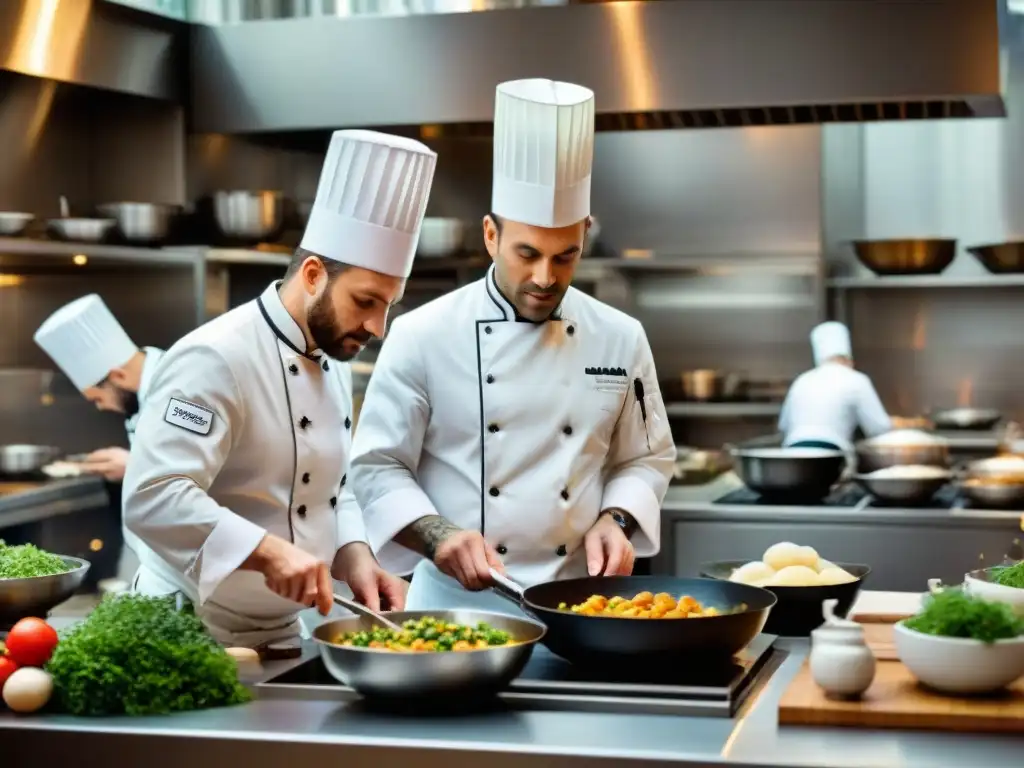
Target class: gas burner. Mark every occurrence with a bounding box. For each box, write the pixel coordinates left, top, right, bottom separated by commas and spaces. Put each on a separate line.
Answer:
259, 635, 779, 718
716, 486, 867, 507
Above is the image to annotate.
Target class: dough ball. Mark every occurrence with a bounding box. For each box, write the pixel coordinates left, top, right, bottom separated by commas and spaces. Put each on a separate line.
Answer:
814, 558, 837, 573
769, 565, 822, 587
763, 542, 818, 571
729, 561, 775, 585
818, 567, 858, 586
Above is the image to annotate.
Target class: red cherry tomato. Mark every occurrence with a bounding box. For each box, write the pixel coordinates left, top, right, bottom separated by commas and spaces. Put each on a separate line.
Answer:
5, 617, 59, 667
0, 656, 18, 691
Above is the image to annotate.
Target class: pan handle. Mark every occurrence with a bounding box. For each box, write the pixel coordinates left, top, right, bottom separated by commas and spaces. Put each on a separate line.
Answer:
488, 568, 527, 606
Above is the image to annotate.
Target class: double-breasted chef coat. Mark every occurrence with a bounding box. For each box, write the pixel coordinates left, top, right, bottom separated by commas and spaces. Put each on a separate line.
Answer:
123, 281, 366, 646
351, 265, 676, 615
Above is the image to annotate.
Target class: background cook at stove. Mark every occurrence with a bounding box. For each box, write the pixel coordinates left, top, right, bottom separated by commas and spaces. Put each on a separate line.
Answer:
33, 295, 167, 587
778, 321, 892, 451
350, 79, 677, 614
122, 129, 435, 647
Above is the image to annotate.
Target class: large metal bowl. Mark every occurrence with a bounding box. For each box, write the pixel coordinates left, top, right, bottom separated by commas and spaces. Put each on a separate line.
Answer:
47, 218, 116, 243
0, 556, 90, 628
418, 217, 465, 258
213, 190, 285, 242
97, 202, 179, 245
852, 472, 950, 505
967, 242, 1024, 274
852, 239, 957, 276
959, 457, 1024, 509
0, 212, 34, 236
854, 438, 949, 474
0, 444, 61, 474
931, 407, 1001, 431
313, 609, 546, 699
731, 447, 846, 501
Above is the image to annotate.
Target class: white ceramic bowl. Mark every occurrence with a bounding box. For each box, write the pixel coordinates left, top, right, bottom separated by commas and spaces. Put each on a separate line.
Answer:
964, 568, 1024, 617
894, 620, 1024, 694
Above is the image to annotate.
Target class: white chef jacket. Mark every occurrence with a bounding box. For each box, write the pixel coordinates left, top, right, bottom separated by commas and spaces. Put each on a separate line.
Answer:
778, 362, 892, 451
123, 281, 366, 646
351, 266, 676, 614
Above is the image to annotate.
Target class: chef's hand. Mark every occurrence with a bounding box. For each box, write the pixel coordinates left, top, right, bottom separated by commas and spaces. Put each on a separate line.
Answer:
242, 533, 333, 615
433, 530, 506, 591
584, 512, 635, 577
80, 447, 130, 481
331, 542, 408, 612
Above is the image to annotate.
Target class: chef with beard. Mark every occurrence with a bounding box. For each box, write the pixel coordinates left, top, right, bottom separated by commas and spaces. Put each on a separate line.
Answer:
122, 129, 436, 647
33, 295, 163, 481
778, 321, 892, 451
350, 79, 676, 614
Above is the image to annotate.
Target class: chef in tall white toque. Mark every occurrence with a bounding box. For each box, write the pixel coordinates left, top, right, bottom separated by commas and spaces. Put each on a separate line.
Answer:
123, 129, 436, 647
778, 321, 892, 451
350, 79, 676, 614
33, 295, 165, 480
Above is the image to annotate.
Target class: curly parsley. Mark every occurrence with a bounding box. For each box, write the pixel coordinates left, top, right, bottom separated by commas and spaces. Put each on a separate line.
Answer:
991, 560, 1024, 590
0, 539, 71, 579
905, 588, 1024, 643
46, 594, 252, 716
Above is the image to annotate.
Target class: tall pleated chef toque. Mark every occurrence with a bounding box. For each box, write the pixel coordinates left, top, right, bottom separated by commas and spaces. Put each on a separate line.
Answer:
300, 129, 437, 278
810, 321, 853, 366
492, 78, 596, 229
34, 294, 138, 391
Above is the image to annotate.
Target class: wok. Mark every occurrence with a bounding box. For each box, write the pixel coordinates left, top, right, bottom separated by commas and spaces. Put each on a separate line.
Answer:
312, 609, 545, 699
490, 571, 776, 665
0, 556, 90, 628
852, 472, 950, 505
931, 407, 1001, 431
854, 436, 948, 473
731, 446, 846, 502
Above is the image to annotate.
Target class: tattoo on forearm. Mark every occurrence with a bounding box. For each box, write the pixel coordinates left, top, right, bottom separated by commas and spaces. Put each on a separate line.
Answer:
396, 516, 463, 561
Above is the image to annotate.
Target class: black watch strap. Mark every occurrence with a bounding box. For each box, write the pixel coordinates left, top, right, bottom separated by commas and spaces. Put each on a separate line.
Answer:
607, 509, 638, 540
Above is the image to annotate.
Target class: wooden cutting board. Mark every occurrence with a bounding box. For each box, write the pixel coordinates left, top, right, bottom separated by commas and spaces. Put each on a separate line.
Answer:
779, 625, 1024, 733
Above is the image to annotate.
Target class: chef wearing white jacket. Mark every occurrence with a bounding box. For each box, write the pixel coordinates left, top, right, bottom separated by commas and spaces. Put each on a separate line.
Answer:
778, 321, 892, 451
123, 129, 436, 647
33, 295, 164, 480
351, 79, 676, 615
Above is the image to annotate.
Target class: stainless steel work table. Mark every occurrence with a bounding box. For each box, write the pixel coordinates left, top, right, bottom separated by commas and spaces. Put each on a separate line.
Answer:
2, 637, 1021, 768
0, 476, 108, 530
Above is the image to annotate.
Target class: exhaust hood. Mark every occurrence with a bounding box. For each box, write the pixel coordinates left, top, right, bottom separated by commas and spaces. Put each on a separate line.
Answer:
190, 0, 1004, 135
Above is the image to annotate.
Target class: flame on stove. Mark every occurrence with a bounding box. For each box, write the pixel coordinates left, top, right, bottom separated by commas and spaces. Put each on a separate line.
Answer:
956, 379, 974, 408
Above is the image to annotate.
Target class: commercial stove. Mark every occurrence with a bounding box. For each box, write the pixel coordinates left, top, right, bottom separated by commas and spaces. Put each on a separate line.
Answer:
716, 483, 1013, 512
259, 633, 780, 718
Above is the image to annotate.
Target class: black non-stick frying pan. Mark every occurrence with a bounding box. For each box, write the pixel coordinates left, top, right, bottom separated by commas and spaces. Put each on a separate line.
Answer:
489, 570, 776, 666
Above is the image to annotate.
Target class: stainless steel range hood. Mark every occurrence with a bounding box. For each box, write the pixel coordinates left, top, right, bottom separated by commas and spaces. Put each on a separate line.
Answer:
190, 0, 1004, 135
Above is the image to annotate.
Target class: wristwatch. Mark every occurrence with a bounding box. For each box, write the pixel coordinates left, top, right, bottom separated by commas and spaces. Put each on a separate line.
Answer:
604, 509, 638, 540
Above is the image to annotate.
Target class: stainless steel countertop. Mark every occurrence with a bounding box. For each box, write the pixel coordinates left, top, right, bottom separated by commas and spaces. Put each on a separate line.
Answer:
3, 637, 1022, 768
0, 476, 109, 529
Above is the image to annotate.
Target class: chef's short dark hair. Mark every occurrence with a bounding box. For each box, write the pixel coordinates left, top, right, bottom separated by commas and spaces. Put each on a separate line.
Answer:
285, 247, 350, 281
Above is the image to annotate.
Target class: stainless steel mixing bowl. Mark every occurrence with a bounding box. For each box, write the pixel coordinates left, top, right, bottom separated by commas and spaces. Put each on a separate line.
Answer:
213, 190, 285, 242
0, 556, 91, 627
97, 202, 180, 244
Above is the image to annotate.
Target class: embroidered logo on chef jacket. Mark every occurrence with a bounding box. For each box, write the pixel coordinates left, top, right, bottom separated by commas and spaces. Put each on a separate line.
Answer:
163, 397, 214, 435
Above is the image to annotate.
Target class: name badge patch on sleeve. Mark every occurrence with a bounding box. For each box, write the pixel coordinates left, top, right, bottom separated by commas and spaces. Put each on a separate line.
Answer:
164, 398, 215, 435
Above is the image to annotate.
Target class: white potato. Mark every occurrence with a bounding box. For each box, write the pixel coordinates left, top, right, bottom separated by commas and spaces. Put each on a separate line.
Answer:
818, 566, 858, 586
769, 565, 822, 587
764, 542, 818, 571
729, 561, 775, 585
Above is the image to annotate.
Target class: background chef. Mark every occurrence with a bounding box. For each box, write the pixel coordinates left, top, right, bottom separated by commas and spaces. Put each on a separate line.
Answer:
350, 79, 677, 614
33, 294, 165, 587
122, 129, 436, 647
778, 320, 892, 451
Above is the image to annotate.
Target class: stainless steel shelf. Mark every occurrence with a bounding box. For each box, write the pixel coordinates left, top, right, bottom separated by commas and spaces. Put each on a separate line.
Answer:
829, 274, 1024, 289
665, 402, 783, 419
205, 248, 291, 267
0, 237, 201, 267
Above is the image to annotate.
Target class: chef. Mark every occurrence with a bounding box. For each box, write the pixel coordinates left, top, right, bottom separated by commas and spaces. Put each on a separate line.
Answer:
778, 321, 892, 451
122, 129, 437, 647
33, 295, 164, 481
350, 79, 677, 614
33, 295, 165, 586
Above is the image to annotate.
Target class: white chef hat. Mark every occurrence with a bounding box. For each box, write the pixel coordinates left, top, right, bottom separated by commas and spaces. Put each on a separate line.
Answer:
491, 78, 596, 229
300, 129, 437, 278
33, 295, 138, 391
810, 321, 853, 366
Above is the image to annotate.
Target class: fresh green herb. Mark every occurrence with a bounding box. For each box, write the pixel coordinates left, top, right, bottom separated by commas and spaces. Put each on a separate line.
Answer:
991, 560, 1024, 589
905, 588, 1024, 643
0, 539, 71, 579
46, 594, 252, 716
